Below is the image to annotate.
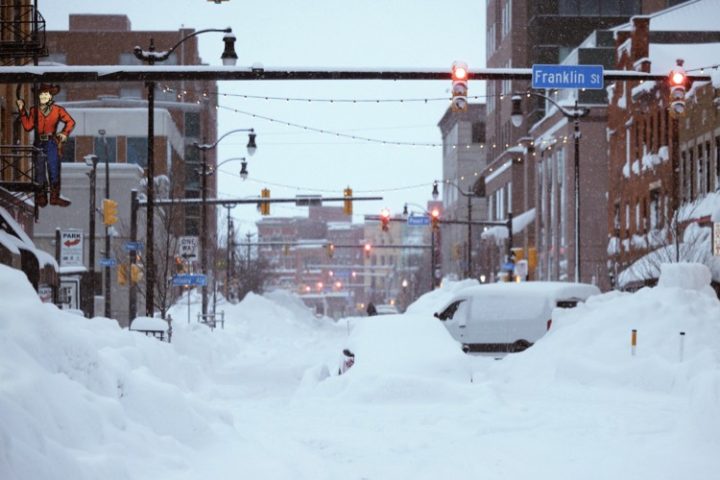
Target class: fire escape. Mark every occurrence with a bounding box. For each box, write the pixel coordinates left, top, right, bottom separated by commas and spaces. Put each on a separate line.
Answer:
1, 3, 49, 219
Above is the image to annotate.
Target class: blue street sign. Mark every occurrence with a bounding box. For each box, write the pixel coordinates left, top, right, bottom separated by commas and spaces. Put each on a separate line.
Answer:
124, 241, 144, 252
99, 258, 116, 267
407, 215, 430, 226
531, 64, 604, 90
172, 274, 207, 287
502, 262, 515, 272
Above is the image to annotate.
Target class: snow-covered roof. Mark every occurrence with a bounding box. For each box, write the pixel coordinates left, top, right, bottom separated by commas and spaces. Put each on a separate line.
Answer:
0, 207, 58, 270
481, 208, 536, 242
611, 0, 719, 33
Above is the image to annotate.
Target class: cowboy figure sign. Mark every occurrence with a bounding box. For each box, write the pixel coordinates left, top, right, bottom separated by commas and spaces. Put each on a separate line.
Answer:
16, 84, 75, 207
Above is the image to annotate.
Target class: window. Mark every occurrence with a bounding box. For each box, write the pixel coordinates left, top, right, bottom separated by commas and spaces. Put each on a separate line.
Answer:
472, 122, 486, 144
94, 136, 117, 163
705, 141, 712, 193
649, 189, 660, 230
120, 87, 142, 99
127, 137, 148, 167
185, 112, 201, 138
61, 137, 75, 163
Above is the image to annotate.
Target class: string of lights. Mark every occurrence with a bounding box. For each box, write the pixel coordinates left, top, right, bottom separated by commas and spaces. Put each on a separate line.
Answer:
685, 63, 720, 73
164, 85, 513, 104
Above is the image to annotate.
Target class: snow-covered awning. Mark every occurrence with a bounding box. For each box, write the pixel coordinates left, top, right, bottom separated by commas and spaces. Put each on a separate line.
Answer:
481, 208, 536, 242
0, 207, 59, 271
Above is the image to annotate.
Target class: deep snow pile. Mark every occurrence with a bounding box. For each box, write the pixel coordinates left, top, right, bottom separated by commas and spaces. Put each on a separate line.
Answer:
1, 262, 719, 479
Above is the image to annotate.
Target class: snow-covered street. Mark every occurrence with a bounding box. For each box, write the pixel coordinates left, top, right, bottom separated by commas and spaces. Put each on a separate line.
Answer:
1, 262, 719, 479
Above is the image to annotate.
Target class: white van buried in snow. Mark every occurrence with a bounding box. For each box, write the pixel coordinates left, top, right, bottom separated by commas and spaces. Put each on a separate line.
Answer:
433, 281, 600, 353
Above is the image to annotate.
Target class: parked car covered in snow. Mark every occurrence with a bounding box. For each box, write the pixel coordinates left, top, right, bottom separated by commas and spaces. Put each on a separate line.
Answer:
434, 281, 600, 352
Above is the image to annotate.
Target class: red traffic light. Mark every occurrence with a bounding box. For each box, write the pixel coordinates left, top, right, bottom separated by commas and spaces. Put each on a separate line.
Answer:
669, 70, 686, 86
452, 65, 467, 81
431, 208, 440, 218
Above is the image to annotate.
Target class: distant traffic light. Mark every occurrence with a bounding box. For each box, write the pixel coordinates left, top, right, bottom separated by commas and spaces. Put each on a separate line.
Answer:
103, 199, 118, 225
364, 243, 372, 259
130, 264, 143, 284
174, 256, 185, 273
380, 208, 390, 232
343, 187, 353, 215
668, 60, 688, 118
430, 207, 440, 231
451, 61, 469, 113
117, 264, 128, 286
327, 242, 335, 258
260, 188, 270, 215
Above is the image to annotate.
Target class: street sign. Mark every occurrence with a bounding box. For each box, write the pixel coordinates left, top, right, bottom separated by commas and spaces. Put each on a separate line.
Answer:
178, 236, 199, 262
60, 229, 84, 267
713, 223, 720, 256
172, 274, 207, 287
502, 261, 515, 272
124, 241, 144, 252
295, 195, 322, 207
514, 259, 528, 279
99, 258, 117, 267
531, 64, 604, 90
407, 215, 430, 226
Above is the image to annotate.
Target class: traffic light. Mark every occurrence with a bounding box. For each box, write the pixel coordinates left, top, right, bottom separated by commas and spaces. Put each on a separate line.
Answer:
668, 60, 688, 118
380, 208, 390, 232
451, 61, 469, 113
130, 264, 143, 284
117, 264, 128, 286
259, 188, 270, 215
430, 207, 440, 231
364, 243, 372, 259
174, 256, 185, 273
327, 242, 335, 258
103, 198, 118, 225
343, 187, 353, 215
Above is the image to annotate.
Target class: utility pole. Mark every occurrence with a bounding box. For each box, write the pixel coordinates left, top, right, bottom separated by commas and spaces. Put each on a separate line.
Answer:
101, 130, 111, 318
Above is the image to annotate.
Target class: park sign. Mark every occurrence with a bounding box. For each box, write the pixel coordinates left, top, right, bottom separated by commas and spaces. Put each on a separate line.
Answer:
532, 64, 604, 90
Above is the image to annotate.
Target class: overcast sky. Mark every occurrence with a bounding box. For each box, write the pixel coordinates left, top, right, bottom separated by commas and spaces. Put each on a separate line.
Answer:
42, 0, 486, 234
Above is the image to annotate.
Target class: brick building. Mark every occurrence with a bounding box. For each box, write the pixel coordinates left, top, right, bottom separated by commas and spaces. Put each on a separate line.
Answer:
606, 4, 720, 289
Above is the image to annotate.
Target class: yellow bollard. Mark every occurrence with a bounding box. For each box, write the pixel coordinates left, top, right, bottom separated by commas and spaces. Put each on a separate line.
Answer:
631, 329, 637, 356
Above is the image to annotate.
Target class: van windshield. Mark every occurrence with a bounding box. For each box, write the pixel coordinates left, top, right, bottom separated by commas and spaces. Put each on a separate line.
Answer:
436, 300, 466, 320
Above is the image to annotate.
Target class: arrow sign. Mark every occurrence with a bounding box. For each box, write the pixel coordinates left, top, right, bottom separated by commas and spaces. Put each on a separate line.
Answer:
532, 64, 604, 90
407, 215, 430, 226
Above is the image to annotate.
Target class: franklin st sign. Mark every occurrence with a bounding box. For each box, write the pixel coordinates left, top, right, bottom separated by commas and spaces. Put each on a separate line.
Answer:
532, 64, 604, 90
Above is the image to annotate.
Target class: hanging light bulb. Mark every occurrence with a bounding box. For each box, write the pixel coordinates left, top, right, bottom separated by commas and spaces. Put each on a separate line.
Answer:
239, 159, 249, 180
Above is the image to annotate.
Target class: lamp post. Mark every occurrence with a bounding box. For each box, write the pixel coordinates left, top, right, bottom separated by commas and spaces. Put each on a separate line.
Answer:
99, 129, 112, 318
194, 130, 257, 316
133, 27, 237, 317
403, 202, 438, 291
511, 92, 589, 282
432, 179, 482, 279
84, 154, 99, 318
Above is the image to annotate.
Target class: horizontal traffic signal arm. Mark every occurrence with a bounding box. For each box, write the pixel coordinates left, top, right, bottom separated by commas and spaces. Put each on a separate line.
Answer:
139, 195, 382, 208
0, 65, 710, 84
236, 241, 433, 249
366, 214, 510, 227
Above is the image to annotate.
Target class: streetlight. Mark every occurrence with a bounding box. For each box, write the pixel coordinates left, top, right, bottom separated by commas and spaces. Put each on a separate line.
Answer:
99, 129, 111, 318
194, 129, 257, 316
403, 201, 439, 291
84, 153, 99, 318
133, 27, 237, 317
432, 179, 483, 279
511, 92, 589, 282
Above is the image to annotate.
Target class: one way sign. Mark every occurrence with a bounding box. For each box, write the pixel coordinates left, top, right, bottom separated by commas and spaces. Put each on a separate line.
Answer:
178, 236, 199, 261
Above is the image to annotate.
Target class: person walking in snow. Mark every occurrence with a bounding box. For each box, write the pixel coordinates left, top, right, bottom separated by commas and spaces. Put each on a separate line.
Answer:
366, 302, 377, 316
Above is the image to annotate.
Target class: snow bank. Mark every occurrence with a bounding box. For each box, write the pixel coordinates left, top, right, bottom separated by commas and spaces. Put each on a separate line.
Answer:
491, 263, 720, 440
0, 265, 233, 480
